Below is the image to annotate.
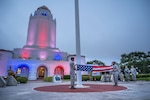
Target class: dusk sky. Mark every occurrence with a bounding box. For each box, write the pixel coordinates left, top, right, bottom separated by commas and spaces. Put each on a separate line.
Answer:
0, 0, 150, 65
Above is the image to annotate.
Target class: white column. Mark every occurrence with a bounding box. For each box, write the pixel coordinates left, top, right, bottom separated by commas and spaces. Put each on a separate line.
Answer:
75, 0, 83, 87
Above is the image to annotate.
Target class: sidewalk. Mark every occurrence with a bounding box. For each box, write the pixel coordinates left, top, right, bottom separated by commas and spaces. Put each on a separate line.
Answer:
0, 80, 150, 100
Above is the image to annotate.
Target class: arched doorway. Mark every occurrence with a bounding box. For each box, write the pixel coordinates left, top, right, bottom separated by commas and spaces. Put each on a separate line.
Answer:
54, 66, 64, 78
16, 64, 29, 77
37, 66, 47, 79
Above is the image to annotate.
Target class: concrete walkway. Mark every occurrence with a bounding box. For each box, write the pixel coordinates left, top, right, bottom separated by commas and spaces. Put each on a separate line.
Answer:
0, 80, 150, 100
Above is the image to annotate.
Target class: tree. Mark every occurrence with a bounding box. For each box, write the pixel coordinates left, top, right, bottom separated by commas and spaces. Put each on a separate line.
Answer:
87, 59, 105, 65
86, 60, 105, 81
120, 51, 150, 73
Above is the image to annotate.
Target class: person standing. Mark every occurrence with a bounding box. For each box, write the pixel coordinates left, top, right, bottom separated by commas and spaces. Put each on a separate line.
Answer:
119, 70, 125, 82
124, 66, 130, 81
8, 66, 15, 77
69, 57, 76, 89
130, 65, 137, 81
111, 61, 120, 86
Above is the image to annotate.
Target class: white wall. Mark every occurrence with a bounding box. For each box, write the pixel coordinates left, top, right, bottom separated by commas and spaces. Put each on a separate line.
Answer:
0, 51, 12, 76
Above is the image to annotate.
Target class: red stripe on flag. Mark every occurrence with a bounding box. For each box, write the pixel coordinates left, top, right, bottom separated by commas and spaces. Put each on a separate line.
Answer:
93, 70, 112, 72
92, 66, 111, 68
92, 66, 113, 72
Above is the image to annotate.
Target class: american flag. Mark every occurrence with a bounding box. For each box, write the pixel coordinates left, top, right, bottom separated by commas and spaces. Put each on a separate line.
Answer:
77, 64, 93, 71
77, 64, 113, 72
92, 66, 113, 72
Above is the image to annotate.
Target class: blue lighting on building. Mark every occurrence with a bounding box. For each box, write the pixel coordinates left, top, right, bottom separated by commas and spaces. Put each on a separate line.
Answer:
54, 54, 62, 61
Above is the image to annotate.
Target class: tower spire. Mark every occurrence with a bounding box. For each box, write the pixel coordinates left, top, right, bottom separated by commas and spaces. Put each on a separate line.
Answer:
24, 6, 56, 49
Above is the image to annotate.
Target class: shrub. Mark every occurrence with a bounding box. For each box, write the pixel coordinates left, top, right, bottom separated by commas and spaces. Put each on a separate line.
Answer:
93, 76, 101, 81
15, 76, 21, 80
63, 75, 70, 80
136, 74, 150, 78
63, 75, 102, 81
43, 77, 53, 82
16, 76, 28, 83
136, 74, 150, 81
63, 75, 91, 81
82, 75, 90, 81
137, 77, 150, 81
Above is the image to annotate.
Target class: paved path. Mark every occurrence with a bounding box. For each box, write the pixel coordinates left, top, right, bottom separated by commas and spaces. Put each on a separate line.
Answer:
0, 80, 150, 100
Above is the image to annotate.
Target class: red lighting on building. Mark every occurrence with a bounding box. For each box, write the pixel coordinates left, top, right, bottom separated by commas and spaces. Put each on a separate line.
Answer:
21, 51, 30, 59
37, 22, 48, 48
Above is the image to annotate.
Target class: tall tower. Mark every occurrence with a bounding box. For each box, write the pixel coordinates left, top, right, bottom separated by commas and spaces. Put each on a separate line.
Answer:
24, 6, 56, 49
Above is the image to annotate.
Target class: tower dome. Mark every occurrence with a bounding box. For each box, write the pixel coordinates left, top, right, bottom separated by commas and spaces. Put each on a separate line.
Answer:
37, 5, 50, 12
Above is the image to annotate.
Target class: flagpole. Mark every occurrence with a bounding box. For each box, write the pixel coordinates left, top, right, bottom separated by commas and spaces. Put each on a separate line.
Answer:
74, 0, 83, 87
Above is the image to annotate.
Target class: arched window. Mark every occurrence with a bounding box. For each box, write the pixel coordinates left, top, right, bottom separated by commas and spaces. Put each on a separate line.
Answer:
16, 64, 29, 77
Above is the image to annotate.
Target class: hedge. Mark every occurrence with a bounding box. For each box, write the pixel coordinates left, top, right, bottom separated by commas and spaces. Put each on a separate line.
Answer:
136, 74, 150, 81
136, 74, 150, 78
16, 76, 28, 83
43, 74, 150, 82
63, 75, 70, 79
63, 75, 101, 81
43, 77, 53, 82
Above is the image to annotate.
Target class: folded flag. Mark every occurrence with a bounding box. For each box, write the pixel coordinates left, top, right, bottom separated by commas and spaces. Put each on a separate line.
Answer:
77, 64, 113, 72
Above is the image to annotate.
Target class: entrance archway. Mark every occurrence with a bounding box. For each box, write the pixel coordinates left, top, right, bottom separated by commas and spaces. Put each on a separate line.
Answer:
16, 64, 29, 77
54, 66, 64, 78
37, 66, 48, 79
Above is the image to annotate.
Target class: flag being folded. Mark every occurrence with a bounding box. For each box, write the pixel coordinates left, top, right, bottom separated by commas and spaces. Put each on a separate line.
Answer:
77, 64, 113, 72
92, 66, 113, 72
77, 65, 92, 71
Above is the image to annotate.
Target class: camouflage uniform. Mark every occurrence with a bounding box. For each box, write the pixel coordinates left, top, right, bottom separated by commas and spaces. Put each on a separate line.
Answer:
112, 62, 120, 86
124, 66, 130, 81
130, 66, 137, 81
70, 58, 76, 89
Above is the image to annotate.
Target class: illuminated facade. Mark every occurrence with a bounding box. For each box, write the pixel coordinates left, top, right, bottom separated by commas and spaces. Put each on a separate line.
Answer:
0, 6, 86, 80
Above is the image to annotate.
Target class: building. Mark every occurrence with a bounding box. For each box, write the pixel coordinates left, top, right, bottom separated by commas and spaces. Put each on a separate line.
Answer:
0, 6, 86, 80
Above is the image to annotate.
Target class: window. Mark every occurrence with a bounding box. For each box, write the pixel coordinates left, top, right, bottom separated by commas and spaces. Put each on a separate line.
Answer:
41, 13, 47, 16
16, 68, 21, 74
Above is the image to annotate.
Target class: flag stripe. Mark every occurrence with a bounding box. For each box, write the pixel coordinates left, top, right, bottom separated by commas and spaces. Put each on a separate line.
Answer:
92, 66, 111, 68
93, 69, 113, 71
93, 70, 112, 72
77, 64, 113, 72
